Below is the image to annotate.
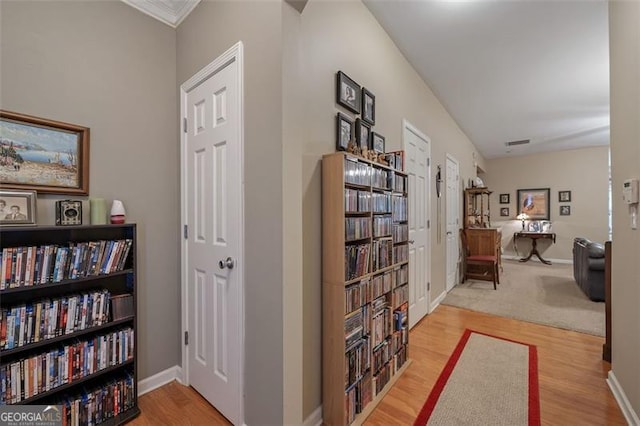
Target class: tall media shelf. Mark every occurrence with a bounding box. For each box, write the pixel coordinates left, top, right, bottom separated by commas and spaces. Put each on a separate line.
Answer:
322, 152, 411, 426
0, 224, 140, 424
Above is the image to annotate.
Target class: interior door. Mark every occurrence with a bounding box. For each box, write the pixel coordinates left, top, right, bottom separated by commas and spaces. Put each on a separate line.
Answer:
403, 121, 431, 328
182, 47, 243, 425
446, 155, 460, 292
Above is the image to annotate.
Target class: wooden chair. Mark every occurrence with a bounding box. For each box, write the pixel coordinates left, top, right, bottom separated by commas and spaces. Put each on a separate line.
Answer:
460, 228, 500, 290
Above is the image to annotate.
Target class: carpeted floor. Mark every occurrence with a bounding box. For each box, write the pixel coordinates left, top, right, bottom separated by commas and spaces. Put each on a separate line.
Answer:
442, 260, 605, 336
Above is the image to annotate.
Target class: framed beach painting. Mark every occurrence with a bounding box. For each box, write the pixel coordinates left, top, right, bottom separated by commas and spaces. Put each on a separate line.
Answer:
0, 110, 89, 195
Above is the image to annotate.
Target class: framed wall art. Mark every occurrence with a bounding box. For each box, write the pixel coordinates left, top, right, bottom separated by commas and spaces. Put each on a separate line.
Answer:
499, 193, 510, 204
336, 112, 353, 152
0, 189, 37, 226
0, 110, 89, 195
336, 71, 361, 114
560, 205, 571, 216
517, 188, 550, 220
371, 132, 385, 154
558, 190, 571, 202
500, 207, 509, 217
361, 87, 375, 125
355, 118, 370, 151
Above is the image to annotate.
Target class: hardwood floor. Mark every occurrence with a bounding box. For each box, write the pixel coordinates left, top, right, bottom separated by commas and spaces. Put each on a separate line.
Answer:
131, 305, 624, 425
129, 381, 231, 425
365, 305, 625, 426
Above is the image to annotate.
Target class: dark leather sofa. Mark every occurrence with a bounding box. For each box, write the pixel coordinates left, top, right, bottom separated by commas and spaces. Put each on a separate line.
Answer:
573, 237, 605, 302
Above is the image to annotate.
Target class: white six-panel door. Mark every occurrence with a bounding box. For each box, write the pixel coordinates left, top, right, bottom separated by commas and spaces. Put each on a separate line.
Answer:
403, 120, 431, 328
181, 43, 243, 425
446, 154, 460, 292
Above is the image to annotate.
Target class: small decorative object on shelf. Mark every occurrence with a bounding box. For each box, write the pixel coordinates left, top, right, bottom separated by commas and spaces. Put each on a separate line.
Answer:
110, 199, 126, 224
0, 189, 37, 226
90, 197, 108, 224
55, 199, 82, 226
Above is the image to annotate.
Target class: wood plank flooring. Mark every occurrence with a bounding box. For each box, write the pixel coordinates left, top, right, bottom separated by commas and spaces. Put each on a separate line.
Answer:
130, 304, 624, 425
365, 305, 625, 426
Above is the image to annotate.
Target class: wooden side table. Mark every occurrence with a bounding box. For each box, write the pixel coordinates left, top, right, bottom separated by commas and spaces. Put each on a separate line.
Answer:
514, 232, 556, 265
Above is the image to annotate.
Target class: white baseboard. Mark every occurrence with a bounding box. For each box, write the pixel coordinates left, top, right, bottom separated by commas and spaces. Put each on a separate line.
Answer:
502, 255, 572, 265
607, 371, 640, 425
430, 291, 447, 312
303, 405, 323, 426
138, 365, 182, 396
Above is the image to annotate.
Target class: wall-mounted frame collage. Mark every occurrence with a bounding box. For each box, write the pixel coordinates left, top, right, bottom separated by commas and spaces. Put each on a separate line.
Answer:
334, 70, 395, 168
558, 190, 571, 216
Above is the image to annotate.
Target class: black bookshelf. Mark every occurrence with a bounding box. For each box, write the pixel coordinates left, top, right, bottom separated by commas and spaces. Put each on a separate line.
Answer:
0, 224, 139, 424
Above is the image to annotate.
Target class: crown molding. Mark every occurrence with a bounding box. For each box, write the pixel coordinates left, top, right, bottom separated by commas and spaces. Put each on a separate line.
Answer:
121, 0, 201, 28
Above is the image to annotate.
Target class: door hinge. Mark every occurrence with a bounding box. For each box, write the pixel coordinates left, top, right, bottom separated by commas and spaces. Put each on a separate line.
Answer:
184, 331, 189, 345
427, 220, 430, 229
427, 158, 430, 167
428, 282, 431, 291
184, 224, 188, 239
183, 117, 187, 133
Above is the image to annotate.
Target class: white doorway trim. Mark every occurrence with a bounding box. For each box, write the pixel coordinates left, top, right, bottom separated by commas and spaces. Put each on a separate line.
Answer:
445, 153, 460, 292
179, 41, 245, 424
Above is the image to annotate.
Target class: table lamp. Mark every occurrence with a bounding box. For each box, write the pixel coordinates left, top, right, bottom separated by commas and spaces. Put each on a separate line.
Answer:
516, 213, 529, 231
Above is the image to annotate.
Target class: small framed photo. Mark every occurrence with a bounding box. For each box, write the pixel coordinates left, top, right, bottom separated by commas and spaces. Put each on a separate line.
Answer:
336, 71, 361, 114
528, 221, 541, 232
371, 132, 385, 154
0, 189, 37, 226
499, 194, 510, 204
500, 207, 509, 217
361, 87, 375, 125
560, 205, 571, 216
559, 190, 571, 202
355, 118, 371, 151
336, 112, 353, 152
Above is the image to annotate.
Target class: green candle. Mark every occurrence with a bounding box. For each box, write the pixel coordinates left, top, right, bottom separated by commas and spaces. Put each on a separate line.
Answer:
90, 198, 107, 224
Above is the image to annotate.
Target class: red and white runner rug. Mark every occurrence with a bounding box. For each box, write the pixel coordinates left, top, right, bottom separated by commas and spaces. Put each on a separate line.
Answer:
414, 329, 540, 425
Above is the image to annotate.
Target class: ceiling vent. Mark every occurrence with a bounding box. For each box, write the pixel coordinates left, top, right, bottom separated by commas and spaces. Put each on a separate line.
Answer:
505, 139, 530, 147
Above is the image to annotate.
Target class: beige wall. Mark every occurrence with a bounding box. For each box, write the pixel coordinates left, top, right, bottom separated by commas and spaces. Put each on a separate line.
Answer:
610, 0, 640, 418
176, 2, 285, 424
0, 0, 179, 380
291, 0, 484, 417
483, 146, 610, 261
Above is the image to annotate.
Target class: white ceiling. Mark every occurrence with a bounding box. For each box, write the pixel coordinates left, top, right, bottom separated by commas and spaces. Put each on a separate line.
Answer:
363, 0, 610, 159
125, 0, 610, 160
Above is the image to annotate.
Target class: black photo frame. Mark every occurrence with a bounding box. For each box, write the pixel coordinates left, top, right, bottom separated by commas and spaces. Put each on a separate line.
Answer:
361, 87, 375, 125
560, 205, 571, 216
559, 190, 572, 202
499, 193, 510, 204
371, 132, 385, 154
336, 112, 353, 152
336, 71, 361, 114
355, 118, 371, 151
500, 207, 509, 217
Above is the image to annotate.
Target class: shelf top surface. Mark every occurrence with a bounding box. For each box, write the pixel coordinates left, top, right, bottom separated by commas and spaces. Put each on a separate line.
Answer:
0, 223, 136, 233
